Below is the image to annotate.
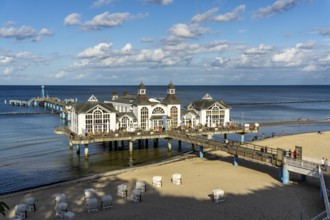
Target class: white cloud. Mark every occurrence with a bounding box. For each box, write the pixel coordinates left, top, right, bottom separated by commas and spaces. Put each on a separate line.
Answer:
64, 13, 81, 26
141, 37, 154, 42
92, 0, 114, 8
54, 70, 67, 79
296, 40, 315, 50
0, 55, 14, 64
121, 43, 133, 53
0, 24, 53, 41
169, 23, 209, 39
83, 12, 131, 30
191, 8, 218, 23
78, 42, 113, 58
143, 0, 172, 5
213, 5, 246, 22
244, 44, 273, 54
253, 0, 299, 19
3, 67, 14, 75
39, 28, 53, 36
272, 48, 300, 65
302, 64, 318, 72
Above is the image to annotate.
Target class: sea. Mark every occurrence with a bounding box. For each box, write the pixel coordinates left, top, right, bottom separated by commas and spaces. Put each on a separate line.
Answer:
0, 85, 329, 195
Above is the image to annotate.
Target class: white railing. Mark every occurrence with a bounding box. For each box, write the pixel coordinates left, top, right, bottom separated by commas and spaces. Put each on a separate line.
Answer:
319, 166, 330, 220
284, 157, 319, 171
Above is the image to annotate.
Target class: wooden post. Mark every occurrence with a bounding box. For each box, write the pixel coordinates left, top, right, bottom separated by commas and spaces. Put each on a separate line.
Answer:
167, 139, 172, 152
84, 144, 89, 159
129, 141, 133, 156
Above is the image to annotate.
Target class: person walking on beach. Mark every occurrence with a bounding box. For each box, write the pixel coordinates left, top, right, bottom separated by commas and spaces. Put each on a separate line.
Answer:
288, 149, 292, 157
293, 150, 297, 159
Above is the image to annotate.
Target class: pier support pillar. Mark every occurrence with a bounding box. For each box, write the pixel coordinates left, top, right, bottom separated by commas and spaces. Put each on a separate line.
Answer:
233, 154, 238, 166
167, 139, 172, 152
84, 144, 89, 159
191, 144, 195, 152
153, 138, 158, 148
280, 165, 289, 185
114, 141, 118, 150
69, 142, 73, 150
129, 141, 133, 156
224, 133, 228, 144
138, 139, 142, 148
178, 140, 182, 152
145, 139, 149, 148
240, 134, 245, 143
76, 145, 80, 155
199, 146, 204, 159
109, 141, 113, 151
121, 140, 125, 148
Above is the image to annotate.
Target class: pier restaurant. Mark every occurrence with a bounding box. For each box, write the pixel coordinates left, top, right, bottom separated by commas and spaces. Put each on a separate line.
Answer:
69, 82, 231, 135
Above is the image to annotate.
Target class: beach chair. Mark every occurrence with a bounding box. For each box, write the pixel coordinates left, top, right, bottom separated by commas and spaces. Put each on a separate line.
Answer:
86, 197, 98, 213
55, 193, 66, 204
63, 211, 75, 220
131, 189, 142, 203
152, 176, 162, 188
55, 202, 68, 217
117, 184, 128, 197
212, 189, 225, 203
136, 180, 146, 192
15, 204, 27, 219
84, 188, 97, 199
23, 197, 36, 212
171, 173, 182, 185
101, 194, 112, 210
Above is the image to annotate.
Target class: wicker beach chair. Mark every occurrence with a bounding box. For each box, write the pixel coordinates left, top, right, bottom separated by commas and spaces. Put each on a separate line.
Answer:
86, 197, 98, 213
135, 180, 146, 192
101, 194, 113, 210
131, 189, 142, 203
171, 173, 182, 185
23, 197, 36, 212
212, 189, 225, 203
15, 204, 27, 219
117, 184, 128, 197
152, 176, 162, 188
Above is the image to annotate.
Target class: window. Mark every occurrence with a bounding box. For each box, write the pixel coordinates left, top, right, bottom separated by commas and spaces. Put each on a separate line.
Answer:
152, 107, 165, 114
206, 105, 224, 126
140, 107, 149, 130
170, 106, 178, 128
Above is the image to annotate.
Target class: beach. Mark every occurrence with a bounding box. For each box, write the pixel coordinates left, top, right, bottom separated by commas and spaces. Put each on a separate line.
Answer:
1, 131, 329, 220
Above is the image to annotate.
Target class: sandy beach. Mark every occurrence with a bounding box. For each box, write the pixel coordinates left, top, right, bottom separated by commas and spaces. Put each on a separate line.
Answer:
1, 131, 329, 220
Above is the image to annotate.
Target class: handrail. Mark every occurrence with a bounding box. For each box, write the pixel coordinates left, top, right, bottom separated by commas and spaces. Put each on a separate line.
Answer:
319, 166, 330, 220
284, 157, 319, 171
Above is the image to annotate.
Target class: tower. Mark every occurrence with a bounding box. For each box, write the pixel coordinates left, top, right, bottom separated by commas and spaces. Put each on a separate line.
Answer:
138, 82, 146, 95
41, 85, 45, 98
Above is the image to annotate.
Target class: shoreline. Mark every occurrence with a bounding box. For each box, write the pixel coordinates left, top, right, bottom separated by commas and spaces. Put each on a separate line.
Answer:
1, 130, 327, 198
1, 131, 329, 219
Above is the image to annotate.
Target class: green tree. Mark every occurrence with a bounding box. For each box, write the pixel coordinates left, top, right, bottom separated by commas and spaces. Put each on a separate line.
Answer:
0, 201, 9, 216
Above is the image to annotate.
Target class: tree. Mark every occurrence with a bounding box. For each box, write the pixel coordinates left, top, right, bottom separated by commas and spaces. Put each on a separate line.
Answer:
0, 201, 9, 216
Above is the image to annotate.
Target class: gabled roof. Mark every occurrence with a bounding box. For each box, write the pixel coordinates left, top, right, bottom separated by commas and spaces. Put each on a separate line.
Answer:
111, 94, 136, 104
181, 109, 199, 118
73, 102, 117, 114
186, 94, 230, 110
162, 94, 180, 105
133, 94, 151, 105
116, 112, 137, 121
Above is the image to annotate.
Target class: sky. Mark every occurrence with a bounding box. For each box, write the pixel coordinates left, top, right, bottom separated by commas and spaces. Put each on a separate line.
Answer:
0, 0, 330, 85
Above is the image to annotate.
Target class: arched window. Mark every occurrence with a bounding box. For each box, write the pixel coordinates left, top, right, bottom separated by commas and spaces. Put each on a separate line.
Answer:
206, 105, 224, 127
93, 109, 103, 124
120, 116, 130, 129
152, 107, 165, 114
140, 107, 149, 130
170, 106, 178, 128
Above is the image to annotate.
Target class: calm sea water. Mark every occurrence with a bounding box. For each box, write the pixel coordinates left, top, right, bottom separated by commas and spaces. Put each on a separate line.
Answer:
0, 85, 329, 195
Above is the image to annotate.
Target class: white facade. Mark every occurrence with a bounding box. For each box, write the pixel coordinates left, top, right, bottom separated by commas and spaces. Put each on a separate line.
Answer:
183, 93, 230, 128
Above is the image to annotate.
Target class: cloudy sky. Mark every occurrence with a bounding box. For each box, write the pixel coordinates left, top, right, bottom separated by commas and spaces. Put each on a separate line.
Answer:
0, 0, 329, 85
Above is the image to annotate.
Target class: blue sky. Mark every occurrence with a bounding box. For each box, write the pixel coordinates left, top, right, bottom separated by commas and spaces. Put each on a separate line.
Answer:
0, 0, 330, 85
